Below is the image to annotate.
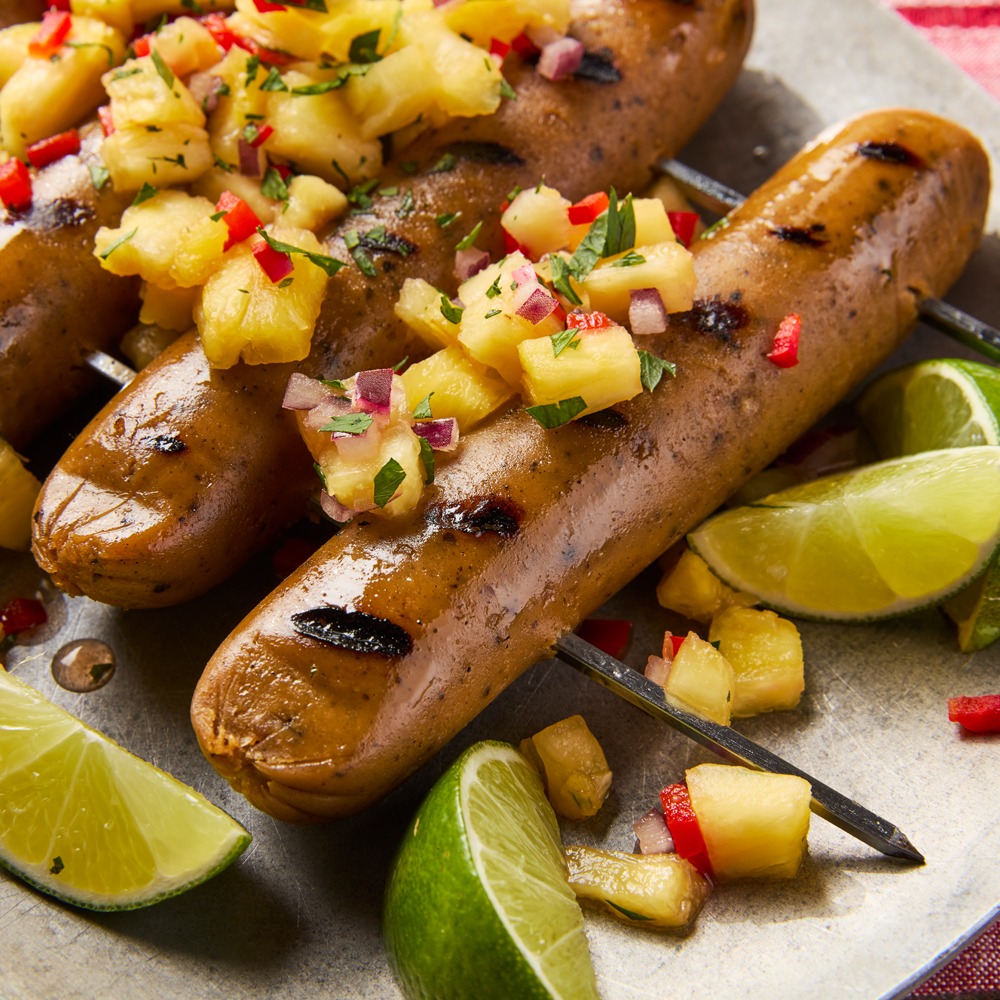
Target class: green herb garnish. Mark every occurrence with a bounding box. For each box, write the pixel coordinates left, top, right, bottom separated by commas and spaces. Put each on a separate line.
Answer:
151, 49, 174, 89
637, 350, 676, 392
611, 249, 645, 267
88, 165, 110, 191
440, 295, 463, 325
321, 412, 374, 435
373, 458, 406, 507
261, 165, 289, 202
99, 227, 138, 261
413, 393, 434, 419
549, 255, 582, 306
396, 189, 415, 217
550, 328, 581, 357
417, 436, 435, 484
256, 227, 347, 276
436, 210, 461, 229
455, 221, 482, 249
132, 182, 157, 206
525, 397, 587, 428
260, 66, 288, 92
349, 28, 381, 63
430, 152, 457, 174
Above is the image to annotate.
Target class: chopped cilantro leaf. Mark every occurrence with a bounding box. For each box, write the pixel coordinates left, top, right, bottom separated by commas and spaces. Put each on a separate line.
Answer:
99, 227, 138, 261
88, 164, 110, 191
320, 378, 346, 390
568, 213, 608, 281
349, 28, 381, 64
261, 166, 289, 202
436, 211, 461, 229
351, 247, 377, 277
313, 461, 328, 490
260, 66, 288, 91
611, 249, 645, 267
525, 397, 587, 428
392, 355, 409, 373
413, 392, 433, 419
550, 328, 581, 357
484, 308, 502, 319
396, 189, 415, 217
321, 413, 374, 435
430, 152, 457, 174
418, 436, 435, 484
373, 458, 405, 507
456, 221, 482, 249
151, 49, 174, 89
256, 227, 347, 276
549, 256, 582, 305
440, 295, 463, 324
638, 350, 677, 392
485, 276, 502, 299
499, 77, 516, 100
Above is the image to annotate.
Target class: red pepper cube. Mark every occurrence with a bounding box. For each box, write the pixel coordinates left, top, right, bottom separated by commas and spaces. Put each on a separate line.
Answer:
576, 618, 632, 659
667, 210, 700, 248
200, 12, 237, 51
664, 632, 686, 658
253, 0, 288, 10
249, 123, 274, 149
659, 782, 714, 878
0, 158, 33, 211
948, 694, 1000, 733
510, 32, 540, 58
502, 228, 531, 257
0, 597, 48, 635
766, 312, 801, 368
252, 239, 294, 283
29, 9, 72, 58
489, 37, 511, 61
98, 104, 115, 136
216, 191, 263, 251
132, 34, 151, 57
566, 310, 613, 331
567, 191, 609, 226
26, 129, 81, 169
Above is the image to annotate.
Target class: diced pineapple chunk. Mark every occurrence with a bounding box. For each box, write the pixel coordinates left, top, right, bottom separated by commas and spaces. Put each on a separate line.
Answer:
708, 607, 805, 717
120, 321, 182, 370
442, 0, 570, 47
202, 47, 268, 168
0, 24, 36, 88
400, 346, 512, 431
0, 16, 126, 157
519, 323, 641, 417
394, 277, 461, 350
100, 122, 214, 191
70, 0, 134, 37
229, 1, 328, 62
93, 190, 222, 289
265, 69, 383, 186
519, 715, 612, 820
564, 845, 710, 929
656, 548, 757, 623
194, 225, 329, 367
190, 169, 277, 224
662, 632, 734, 726
320, 0, 422, 62
0, 438, 40, 551
141, 17, 221, 78
685, 764, 812, 880
282, 175, 348, 231
580, 241, 696, 326
139, 281, 199, 331
632, 197, 677, 246
105, 55, 207, 130
502, 185, 585, 259
132, 0, 235, 18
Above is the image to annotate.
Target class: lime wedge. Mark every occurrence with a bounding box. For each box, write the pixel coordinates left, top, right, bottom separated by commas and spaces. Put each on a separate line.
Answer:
858, 359, 1000, 647
688, 447, 1000, 621
383, 741, 598, 1000
0, 669, 250, 910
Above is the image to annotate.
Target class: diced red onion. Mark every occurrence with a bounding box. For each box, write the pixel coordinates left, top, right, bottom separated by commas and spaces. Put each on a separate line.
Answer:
629, 287, 668, 336
302, 394, 351, 433
515, 286, 558, 325
238, 137, 262, 177
282, 372, 329, 411
633, 807, 675, 855
320, 490, 354, 524
537, 36, 584, 81
644, 654, 669, 687
188, 73, 223, 116
355, 368, 394, 411
413, 418, 459, 451
454, 247, 491, 282
511, 262, 536, 287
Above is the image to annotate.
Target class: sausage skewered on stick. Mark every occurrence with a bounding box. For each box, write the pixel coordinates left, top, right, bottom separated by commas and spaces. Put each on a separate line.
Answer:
191, 107, 990, 823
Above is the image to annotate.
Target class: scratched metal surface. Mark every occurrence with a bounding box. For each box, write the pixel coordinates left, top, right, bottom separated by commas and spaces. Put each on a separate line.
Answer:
2, 1, 1000, 997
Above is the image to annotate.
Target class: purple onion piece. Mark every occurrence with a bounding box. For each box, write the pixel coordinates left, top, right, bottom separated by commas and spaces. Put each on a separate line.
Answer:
629, 287, 668, 335
454, 247, 491, 282
282, 372, 329, 411
537, 37, 584, 81
302, 395, 351, 433
515, 287, 558, 325
633, 807, 675, 855
238, 137, 262, 178
413, 417, 459, 451
320, 490, 355, 524
355, 368, 394, 411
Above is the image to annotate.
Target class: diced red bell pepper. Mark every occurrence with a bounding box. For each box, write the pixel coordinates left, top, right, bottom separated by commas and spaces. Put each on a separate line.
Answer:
0, 158, 33, 211
667, 210, 700, 248
48, 0, 72, 9
216, 191, 263, 250
568, 191, 609, 226
566, 310, 613, 331
0, 597, 48, 635
26, 129, 80, 169
948, 694, 1000, 733
576, 618, 632, 659
489, 37, 511, 61
98, 104, 115, 136
271, 162, 291, 181
252, 239, 294, 282
132, 34, 151, 57
253, 0, 288, 10
766, 312, 801, 369
510, 32, 540, 58
249, 123, 274, 148
660, 782, 714, 878
29, 9, 71, 58
502, 227, 532, 257
201, 12, 238, 51
663, 632, 685, 658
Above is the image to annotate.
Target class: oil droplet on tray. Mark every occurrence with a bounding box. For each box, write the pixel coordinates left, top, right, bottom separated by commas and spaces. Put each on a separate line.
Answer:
51, 639, 116, 692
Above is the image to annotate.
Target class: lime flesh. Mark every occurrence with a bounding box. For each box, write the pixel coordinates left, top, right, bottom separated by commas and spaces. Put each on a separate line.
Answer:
689, 447, 1000, 621
0, 669, 250, 910
383, 741, 598, 1000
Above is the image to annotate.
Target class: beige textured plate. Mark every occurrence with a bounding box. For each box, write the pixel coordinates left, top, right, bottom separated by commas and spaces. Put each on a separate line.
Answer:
2, 1, 999, 997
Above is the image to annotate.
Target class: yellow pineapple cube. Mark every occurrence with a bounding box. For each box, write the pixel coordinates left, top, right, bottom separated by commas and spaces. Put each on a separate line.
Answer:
139, 281, 199, 331
662, 632, 734, 726
194, 225, 329, 367
0, 24, 36, 88
502, 184, 582, 259
344, 43, 438, 141
132, 0, 235, 18
580, 241, 695, 325
708, 607, 805, 717
203, 47, 268, 169
685, 763, 811, 880
265, 69, 383, 186
400, 346, 512, 430
656, 548, 757, 623
0, 16, 126, 157
141, 16, 220, 77
564, 845, 710, 929
104, 55, 206, 130
442, 0, 570, 46
519, 715, 612, 820
632, 196, 677, 246
282, 174, 348, 231
394, 277, 461, 350
190, 169, 275, 223
170, 215, 229, 287
70, 0, 133, 36
119, 322, 182, 370
100, 122, 214, 191
0, 437, 40, 551
518, 323, 641, 417
230, 1, 325, 62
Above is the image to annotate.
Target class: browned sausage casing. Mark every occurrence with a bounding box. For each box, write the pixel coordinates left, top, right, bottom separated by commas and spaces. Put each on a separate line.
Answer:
190, 109, 990, 822
31, 0, 754, 608
0, 2, 46, 30
0, 124, 139, 448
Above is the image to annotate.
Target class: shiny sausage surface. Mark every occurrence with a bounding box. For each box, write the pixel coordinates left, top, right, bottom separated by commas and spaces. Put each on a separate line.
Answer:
190, 109, 990, 822
31, 0, 754, 608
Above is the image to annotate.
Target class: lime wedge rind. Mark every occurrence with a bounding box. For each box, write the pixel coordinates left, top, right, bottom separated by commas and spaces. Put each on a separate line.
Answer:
0, 670, 250, 912
689, 447, 1000, 623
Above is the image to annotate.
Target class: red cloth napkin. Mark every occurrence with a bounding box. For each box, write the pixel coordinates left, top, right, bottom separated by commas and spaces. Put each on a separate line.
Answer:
880, 5, 1000, 996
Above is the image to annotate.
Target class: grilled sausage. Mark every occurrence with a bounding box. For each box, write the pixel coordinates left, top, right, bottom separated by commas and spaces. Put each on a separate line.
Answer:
0, 123, 140, 448
31, 0, 754, 608
190, 108, 990, 822
0, 2, 46, 31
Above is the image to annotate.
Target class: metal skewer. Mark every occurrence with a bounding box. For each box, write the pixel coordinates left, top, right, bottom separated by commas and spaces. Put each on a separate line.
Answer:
555, 631, 925, 864
660, 159, 1000, 363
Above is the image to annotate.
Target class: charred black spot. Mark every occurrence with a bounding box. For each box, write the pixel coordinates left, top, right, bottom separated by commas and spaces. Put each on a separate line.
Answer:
152, 583, 170, 593
19, 197, 94, 231
442, 141, 525, 166
687, 296, 750, 343
146, 435, 187, 454
359, 230, 418, 257
430, 495, 523, 538
770, 224, 828, 248
292, 606, 413, 657
856, 141, 922, 167
579, 409, 628, 430
574, 49, 621, 84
